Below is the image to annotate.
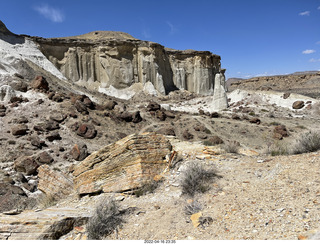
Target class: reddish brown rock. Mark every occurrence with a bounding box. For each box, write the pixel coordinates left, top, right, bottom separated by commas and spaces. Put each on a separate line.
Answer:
292, 101, 305, 109
36, 151, 54, 164
70, 143, 88, 161
14, 156, 39, 175
11, 124, 28, 136
249, 118, 261, 124
273, 125, 289, 140
147, 101, 161, 111
76, 123, 97, 139
31, 76, 49, 91
73, 133, 172, 195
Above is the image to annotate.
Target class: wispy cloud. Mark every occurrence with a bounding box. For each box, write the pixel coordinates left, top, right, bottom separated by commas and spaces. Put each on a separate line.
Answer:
299, 11, 310, 16
142, 29, 151, 39
316, 41, 320, 45
318, 6, 320, 10
309, 58, 320, 62
166, 21, 178, 35
302, 49, 316, 54
34, 4, 65, 23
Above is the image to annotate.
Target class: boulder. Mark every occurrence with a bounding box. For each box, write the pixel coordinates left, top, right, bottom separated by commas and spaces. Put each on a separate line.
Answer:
30, 135, 46, 148
147, 101, 161, 111
34, 121, 60, 132
37, 165, 74, 200
11, 124, 28, 136
0, 183, 27, 213
249, 117, 261, 124
292, 101, 305, 109
70, 143, 88, 161
14, 156, 39, 175
75, 123, 97, 139
0, 206, 89, 240
273, 125, 289, 140
36, 151, 54, 164
49, 113, 66, 123
73, 133, 172, 195
46, 131, 62, 142
31, 76, 49, 91
283, 93, 290, 99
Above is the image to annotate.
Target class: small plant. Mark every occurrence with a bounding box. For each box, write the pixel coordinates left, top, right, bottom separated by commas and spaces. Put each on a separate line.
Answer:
291, 131, 320, 154
269, 141, 288, 156
184, 200, 203, 215
269, 121, 281, 126
223, 141, 240, 153
248, 111, 256, 116
181, 161, 219, 197
87, 198, 123, 240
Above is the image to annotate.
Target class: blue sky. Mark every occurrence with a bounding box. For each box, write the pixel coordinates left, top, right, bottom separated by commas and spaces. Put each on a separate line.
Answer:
1, 0, 320, 79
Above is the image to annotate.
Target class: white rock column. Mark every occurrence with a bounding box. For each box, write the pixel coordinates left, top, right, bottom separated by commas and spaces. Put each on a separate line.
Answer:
211, 71, 228, 111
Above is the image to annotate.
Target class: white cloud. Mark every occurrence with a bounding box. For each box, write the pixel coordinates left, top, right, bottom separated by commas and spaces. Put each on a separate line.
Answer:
302, 49, 316, 54
318, 6, 320, 10
299, 11, 310, 16
166, 21, 178, 35
34, 4, 64, 23
309, 58, 320, 62
316, 41, 320, 45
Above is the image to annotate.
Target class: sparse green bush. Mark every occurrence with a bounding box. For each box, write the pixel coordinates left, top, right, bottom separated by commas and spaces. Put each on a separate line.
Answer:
223, 141, 240, 154
181, 162, 219, 197
184, 200, 202, 215
87, 198, 123, 240
291, 131, 320, 154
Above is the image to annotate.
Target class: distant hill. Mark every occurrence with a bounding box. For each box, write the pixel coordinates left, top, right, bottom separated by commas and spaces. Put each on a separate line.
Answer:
228, 71, 320, 98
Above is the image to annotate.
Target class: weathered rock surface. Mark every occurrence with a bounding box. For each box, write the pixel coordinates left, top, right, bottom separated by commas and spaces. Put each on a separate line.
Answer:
73, 133, 172, 195
14, 156, 39, 175
0, 207, 90, 240
37, 165, 74, 200
0, 183, 28, 213
34, 33, 223, 96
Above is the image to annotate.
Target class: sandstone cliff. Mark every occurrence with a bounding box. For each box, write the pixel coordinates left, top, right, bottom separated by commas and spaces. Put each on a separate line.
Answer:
32, 32, 222, 96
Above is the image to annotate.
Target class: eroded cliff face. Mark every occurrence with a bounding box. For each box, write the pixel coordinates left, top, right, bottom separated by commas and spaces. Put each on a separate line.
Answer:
33, 34, 222, 96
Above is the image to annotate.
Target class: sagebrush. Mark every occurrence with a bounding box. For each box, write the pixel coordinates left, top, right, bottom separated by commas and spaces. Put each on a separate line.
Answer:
181, 161, 219, 197
184, 200, 202, 215
223, 141, 240, 153
291, 131, 320, 154
87, 198, 123, 240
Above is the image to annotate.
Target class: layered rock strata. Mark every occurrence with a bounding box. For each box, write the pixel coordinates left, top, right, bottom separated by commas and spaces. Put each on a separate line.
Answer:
73, 133, 172, 195
33, 34, 223, 96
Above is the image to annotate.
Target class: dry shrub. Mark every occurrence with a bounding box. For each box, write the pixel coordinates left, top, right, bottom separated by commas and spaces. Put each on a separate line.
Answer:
87, 198, 123, 240
184, 200, 202, 215
291, 131, 320, 154
181, 161, 219, 197
268, 141, 288, 156
223, 141, 240, 153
